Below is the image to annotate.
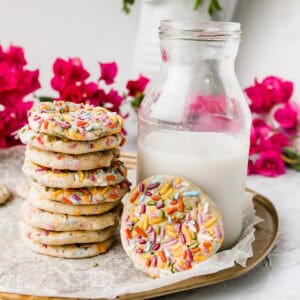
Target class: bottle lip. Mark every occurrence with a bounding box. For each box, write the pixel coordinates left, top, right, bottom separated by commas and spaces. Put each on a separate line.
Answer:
159, 20, 241, 41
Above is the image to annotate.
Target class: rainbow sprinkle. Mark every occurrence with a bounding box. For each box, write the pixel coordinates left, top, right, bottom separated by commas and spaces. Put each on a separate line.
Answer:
123, 176, 224, 277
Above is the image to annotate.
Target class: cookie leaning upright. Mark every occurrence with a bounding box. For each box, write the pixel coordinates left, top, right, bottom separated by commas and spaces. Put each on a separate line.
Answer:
19, 100, 129, 258
121, 175, 224, 278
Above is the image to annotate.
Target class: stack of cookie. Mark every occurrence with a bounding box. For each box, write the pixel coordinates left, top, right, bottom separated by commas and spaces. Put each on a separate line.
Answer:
19, 101, 129, 258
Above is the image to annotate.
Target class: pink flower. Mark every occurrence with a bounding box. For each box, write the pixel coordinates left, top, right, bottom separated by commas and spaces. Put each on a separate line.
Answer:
254, 150, 285, 177
0, 62, 18, 93
268, 133, 290, 150
101, 89, 124, 113
245, 76, 293, 113
247, 159, 256, 175
58, 81, 107, 106
252, 118, 272, 137
50, 76, 66, 92
51, 58, 126, 115
0, 100, 33, 148
245, 80, 273, 113
99, 62, 118, 85
59, 84, 84, 103
249, 126, 260, 155
82, 82, 103, 106
52, 57, 89, 88
262, 76, 293, 104
17, 69, 41, 95
258, 132, 290, 154
274, 102, 298, 131
0, 45, 4, 61
4, 45, 27, 68
249, 119, 272, 155
126, 75, 149, 97
0, 44, 40, 147
89, 88, 106, 106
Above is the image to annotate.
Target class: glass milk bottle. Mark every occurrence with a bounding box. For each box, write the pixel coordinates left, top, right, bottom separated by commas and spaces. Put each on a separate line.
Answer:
137, 21, 251, 249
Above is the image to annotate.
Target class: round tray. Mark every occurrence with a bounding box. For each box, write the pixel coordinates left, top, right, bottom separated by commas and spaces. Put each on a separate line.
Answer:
0, 190, 279, 300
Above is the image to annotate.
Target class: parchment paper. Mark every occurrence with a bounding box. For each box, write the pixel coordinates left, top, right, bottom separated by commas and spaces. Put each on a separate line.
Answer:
0, 146, 262, 299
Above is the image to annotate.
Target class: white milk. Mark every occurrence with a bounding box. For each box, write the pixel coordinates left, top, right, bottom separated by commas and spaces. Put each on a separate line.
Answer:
137, 130, 249, 249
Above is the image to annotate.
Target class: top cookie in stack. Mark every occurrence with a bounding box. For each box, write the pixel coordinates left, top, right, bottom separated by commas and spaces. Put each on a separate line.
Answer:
19, 101, 130, 258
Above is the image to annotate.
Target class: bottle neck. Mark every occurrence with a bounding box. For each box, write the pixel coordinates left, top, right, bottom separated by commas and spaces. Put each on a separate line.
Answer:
160, 39, 239, 65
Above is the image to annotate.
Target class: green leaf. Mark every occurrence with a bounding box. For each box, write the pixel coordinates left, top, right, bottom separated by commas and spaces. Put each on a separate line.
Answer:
283, 147, 300, 161
122, 0, 135, 14
290, 163, 300, 172
282, 147, 300, 171
131, 94, 144, 108
208, 0, 222, 16
37, 96, 54, 102
194, 0, 203, 10
213, 0, 222, 10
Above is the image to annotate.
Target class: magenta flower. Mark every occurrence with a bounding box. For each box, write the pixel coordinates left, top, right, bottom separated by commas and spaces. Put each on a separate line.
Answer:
249, 118, 273, 155
268, 133, 290, 150
255, 150, 286, 177
274, 102, 298, 131
50, 76, 66, 92
5, 45, 27, 68
59, 84, 83, 104
259, 133, 290, 154
0, 100, 33, 148
102, 89, 124, 113
99, 62, 118, 85
126, 75, 149, 97
262, 76, 293, 104
252, 118, 272, 137
60, 82, 98, 104
17, 69, 41, 95
245, 80, 274, 113
89, 88, 106, 107
245, 74, 300, 176
0, 44, 40, 148
0, 45, 27, 68
49, 57, 133, 117
52, 57, 89, 89
0, 62, 18, 93
247, 159, 256, 175
245, 76, 293, 113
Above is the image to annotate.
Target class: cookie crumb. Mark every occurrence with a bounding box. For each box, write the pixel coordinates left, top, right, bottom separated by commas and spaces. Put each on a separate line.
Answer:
92, 261, 99, 268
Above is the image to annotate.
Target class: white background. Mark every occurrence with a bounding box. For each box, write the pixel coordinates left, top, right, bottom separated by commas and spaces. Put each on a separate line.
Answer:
0, 0, 299, 101
0, 0, 141, 95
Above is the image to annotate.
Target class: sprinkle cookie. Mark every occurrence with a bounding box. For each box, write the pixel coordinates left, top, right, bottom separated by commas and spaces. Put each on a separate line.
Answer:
20, 200, 121, 231
25, 144, 119, 170
33, 181, 129, 205
22, 234, 114, 258
22, 159, 127, 188
0, 182, 10, 205
21, 222, 116, 245
28, 101, 123, 141
121, 175, 224, 278
19, 125, 125, 154
28, 187, 121, 216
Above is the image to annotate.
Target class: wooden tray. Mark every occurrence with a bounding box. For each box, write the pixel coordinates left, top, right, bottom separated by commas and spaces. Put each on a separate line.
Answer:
0, 153, 279, 300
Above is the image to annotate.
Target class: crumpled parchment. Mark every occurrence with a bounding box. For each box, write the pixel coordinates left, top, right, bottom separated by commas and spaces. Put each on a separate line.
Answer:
0, 146, 262, 299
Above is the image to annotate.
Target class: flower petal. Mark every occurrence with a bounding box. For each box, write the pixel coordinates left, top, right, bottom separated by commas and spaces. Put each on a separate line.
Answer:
99, 62, 118, 85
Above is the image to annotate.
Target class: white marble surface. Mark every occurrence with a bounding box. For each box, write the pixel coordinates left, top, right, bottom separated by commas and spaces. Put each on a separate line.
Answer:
1, 144, 299, 299
153, 171, 300, 300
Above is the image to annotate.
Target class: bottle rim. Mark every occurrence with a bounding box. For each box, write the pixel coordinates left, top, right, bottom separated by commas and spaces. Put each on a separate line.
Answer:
159, 20, 241, 41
